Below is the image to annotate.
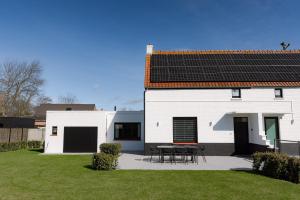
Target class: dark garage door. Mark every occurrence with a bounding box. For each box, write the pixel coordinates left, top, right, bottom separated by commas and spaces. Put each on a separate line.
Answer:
63, 127, 98, 153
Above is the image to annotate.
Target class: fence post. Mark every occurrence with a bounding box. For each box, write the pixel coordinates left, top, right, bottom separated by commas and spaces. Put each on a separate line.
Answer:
8, 128, 11, 143
21, 128, 24, 142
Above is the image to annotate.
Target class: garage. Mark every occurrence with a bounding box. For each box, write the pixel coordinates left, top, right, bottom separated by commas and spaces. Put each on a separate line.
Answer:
63, 127, 98, 153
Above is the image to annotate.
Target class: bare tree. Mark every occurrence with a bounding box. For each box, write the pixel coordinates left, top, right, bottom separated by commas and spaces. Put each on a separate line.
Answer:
0, 61, 44, 116
36, 94, 52, 105
58, 94, 78, 104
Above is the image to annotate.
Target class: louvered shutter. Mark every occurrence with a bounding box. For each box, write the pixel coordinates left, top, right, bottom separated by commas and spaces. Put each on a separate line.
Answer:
173, 117, 197, 143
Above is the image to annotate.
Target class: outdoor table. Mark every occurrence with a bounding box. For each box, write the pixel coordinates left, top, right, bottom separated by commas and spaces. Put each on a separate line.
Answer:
157, 145, 199, 163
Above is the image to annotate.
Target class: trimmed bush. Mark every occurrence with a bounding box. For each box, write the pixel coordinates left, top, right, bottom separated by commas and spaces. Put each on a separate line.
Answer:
0, 141, 43, 152
91, 143, 122, 170
92, 152, 118, 170
27, 141, 42, 149
0, 141, 27, 152
253, 152, 300, 183
100, 143, 121, 156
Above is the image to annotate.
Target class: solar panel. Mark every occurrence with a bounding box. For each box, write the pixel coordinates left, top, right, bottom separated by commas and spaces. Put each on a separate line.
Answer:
150, 53, 300, 82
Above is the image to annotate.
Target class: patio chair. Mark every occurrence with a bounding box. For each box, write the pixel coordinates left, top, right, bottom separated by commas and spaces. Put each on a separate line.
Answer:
161, 148, 174, 163
198, 145, 206, 163
174, 147, 188, 164
149, 146, 160, 162
186, 146, 199, 164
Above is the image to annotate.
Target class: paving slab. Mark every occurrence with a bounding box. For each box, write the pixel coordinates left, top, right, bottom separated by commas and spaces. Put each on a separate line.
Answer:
118, 153, 253, 170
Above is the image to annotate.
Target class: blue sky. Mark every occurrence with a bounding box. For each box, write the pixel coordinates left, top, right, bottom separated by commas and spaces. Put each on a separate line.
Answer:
0, 0, 299, 110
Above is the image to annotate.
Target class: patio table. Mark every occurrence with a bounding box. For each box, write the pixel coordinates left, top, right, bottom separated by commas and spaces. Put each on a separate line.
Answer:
157, 145, 199, 163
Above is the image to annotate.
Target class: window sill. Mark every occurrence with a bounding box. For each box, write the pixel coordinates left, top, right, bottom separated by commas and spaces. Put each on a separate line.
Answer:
173, 142, 198, 144
50, 134, 57, 136
114, 139, 141, 141
231, 98, 242, 101
274, 97, 284, 100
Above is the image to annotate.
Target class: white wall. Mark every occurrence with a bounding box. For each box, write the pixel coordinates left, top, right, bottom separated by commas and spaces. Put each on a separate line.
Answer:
27, 128, 45, 141
44, 111, 144, 154
145, 88, 300, 145
45, 111, 105, 153
106, 111, 144, 151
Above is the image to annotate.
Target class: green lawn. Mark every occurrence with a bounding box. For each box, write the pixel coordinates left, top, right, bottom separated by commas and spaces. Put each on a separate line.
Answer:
0, 150, 299, 200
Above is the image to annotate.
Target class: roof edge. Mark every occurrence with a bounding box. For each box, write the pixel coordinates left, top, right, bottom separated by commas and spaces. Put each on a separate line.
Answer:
152, 49, 300, 54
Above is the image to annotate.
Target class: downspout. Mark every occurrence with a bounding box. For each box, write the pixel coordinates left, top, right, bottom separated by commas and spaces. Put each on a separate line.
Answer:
105, 113, 108, 142
290, 101, 294, 124
143, 90, 146, 155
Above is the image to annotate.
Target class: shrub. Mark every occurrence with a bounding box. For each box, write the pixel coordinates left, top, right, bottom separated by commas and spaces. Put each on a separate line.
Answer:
0, 141, 27, 152
27, 141, 41, 149
252, 152, 300, 183
92, 152, 118, 170
100, 143, 121, 156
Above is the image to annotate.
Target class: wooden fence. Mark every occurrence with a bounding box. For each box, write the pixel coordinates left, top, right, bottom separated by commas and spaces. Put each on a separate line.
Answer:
0, 128, 28, 143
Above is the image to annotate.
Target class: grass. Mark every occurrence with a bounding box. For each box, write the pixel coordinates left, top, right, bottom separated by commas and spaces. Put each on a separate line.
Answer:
0, 150, 300, 200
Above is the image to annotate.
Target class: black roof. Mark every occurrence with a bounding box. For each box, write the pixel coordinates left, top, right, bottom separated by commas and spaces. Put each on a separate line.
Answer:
150, 53, 300, 82
0, 117, 35, 128
34, 104, 96, 120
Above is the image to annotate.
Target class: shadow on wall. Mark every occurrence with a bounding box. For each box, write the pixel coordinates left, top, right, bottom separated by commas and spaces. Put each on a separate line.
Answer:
106, 111, 144, 152
213, 114, 233, 131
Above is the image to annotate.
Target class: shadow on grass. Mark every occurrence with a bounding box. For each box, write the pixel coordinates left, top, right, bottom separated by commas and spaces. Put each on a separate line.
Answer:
83, 164, 95, 170
230, 167, 253, 171
29, 148, 44, 153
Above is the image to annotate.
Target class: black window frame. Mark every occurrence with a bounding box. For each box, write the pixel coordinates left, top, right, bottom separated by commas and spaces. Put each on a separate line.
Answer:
173, 117, 198, 143
114, 122, 141, 141
274, 88, 283, 98
232, 88, 241, 98
52, 126, 58, 136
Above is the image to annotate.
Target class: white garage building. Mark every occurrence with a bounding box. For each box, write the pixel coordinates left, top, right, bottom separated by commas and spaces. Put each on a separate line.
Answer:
44, 111, 144, 153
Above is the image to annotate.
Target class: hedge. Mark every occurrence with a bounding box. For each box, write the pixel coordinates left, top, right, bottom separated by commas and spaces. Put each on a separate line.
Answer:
92, 143, 122, 170
27, 141, 42, 149
92, 153, 118, 170
0, 141, 42, 152
100, 143, 121, 156
253, 152, 300, 183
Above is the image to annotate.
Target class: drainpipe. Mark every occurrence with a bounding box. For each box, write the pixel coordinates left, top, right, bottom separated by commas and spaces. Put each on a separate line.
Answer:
105, 113, 108, 142
290, 101, 294, 124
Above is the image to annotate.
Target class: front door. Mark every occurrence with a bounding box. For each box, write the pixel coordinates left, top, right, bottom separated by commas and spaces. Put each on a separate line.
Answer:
234, 117, 249, 154
264, 117, 280, 145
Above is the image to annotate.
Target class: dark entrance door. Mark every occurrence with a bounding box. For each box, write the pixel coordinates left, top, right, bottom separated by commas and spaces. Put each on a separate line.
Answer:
234, 117, 249, 154
63, 127, 98, 153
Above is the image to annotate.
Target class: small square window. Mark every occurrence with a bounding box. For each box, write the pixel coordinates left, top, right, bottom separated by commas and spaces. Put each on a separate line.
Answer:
232, 89, 241, 98
275, 88, 283, 98
52, 126, 57, 135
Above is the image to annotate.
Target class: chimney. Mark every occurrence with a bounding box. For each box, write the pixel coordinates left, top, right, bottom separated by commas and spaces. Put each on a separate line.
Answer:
114, 106, 117, 111
146, 44, 154, 54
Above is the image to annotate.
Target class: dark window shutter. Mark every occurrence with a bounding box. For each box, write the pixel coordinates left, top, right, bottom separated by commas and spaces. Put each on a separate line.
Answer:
173, 117, 197, 143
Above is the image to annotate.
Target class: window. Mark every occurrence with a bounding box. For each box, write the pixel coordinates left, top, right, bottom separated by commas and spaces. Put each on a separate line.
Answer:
232, 88, 241, 98
173, 117, 197, 143
275, 88, 283, 98
66, 107, 72, 111
114, 123, 141, 140
52, 126, 57, 136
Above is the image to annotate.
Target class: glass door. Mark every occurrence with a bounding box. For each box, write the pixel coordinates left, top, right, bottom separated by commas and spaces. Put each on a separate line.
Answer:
264, 117, 279, 145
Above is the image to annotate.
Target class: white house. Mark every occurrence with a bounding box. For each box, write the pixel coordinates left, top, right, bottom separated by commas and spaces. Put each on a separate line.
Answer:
44, 45, 300, 155
144, 45, 300, 155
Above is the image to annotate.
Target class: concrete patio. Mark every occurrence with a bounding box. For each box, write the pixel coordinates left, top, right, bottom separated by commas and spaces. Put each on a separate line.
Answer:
117, 152, 253, 170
